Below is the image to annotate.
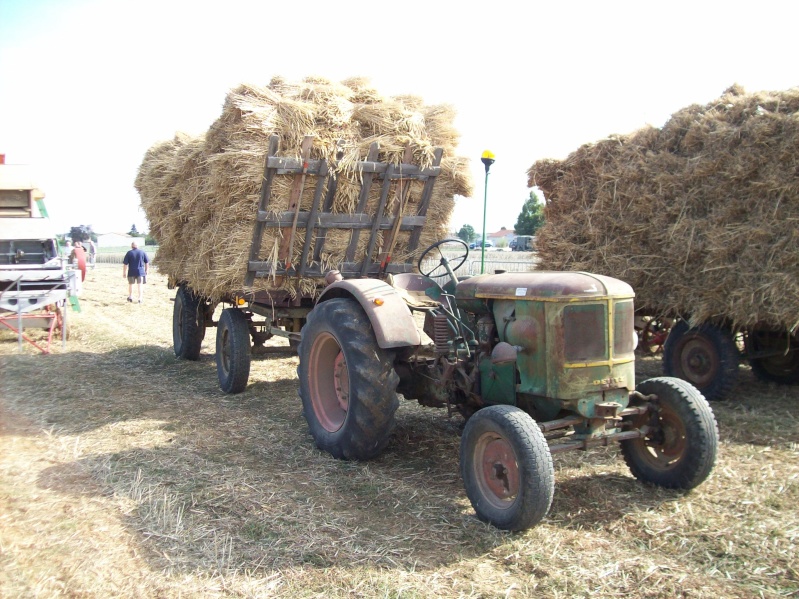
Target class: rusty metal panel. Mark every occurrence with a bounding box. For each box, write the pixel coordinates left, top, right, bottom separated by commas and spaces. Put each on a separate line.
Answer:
317, 279, 421, 348
455, 271, 634, 302
495, 298, 549, 398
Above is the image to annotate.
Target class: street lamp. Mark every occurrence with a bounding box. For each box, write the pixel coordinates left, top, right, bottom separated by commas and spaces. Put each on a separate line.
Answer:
480, 149, 495, 274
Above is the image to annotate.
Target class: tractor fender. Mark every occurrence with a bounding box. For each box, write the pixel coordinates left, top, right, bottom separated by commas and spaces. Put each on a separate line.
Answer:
316, 279, 421, 348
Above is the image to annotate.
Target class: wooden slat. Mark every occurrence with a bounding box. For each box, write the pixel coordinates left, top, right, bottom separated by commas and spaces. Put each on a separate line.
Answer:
378, 146, 413, 273
297, 160, 329, 277
245, 135, 280, 286
344, 142, 380, 263
407, 147, 444, 252
360, 164, 395, 277
256, 211, 426, 229
266, 155, 327, 175
312, 167, 340, 263
248, 261, 416, 278
279, 135, 315, 270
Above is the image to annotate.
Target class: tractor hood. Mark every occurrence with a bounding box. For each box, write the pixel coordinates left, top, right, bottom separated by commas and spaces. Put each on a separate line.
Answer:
454, 271, 634, 302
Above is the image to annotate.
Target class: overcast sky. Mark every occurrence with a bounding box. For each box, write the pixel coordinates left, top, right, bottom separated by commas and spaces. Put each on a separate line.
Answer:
1, 0, 797, 238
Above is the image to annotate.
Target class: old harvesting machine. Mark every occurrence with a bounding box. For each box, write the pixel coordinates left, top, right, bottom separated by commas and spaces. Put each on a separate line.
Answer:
0, 156, 81, 353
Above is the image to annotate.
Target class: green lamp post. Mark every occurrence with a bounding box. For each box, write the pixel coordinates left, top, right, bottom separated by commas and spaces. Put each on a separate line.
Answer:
480, 150, 495, 274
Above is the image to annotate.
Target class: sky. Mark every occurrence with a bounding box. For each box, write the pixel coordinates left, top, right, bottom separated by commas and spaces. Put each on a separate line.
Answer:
1, 0, 797, 239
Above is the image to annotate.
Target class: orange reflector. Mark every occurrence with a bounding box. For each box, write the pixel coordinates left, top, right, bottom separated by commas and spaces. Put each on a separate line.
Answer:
373, 297, 384, 306
237, 297, 246, 306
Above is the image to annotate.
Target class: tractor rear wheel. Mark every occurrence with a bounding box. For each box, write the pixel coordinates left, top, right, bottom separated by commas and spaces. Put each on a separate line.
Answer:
747, 328, 799, 385
298, 298, 399, 460
621, 377, 718, 490
662, 320, 739, 400
460, 405, 554, 531
173, 285, 205, 360
216, 308, 251, 394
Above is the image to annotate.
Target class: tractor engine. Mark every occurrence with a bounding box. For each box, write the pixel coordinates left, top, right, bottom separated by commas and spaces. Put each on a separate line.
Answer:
453, 272, 638, 422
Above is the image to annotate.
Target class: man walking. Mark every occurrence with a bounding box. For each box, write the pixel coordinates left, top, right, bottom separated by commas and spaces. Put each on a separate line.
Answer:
87, 239, 97, 268
122, 241, 149, 303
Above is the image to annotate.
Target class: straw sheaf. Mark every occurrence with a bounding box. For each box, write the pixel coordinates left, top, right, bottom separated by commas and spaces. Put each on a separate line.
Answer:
135, 76, 473, 302
527, 85, 799, 331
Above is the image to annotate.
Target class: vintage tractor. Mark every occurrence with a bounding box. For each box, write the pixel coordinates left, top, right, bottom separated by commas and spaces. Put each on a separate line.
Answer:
298, 239, 719, 531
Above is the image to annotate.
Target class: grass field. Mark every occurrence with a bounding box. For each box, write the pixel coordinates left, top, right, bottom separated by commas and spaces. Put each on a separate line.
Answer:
1, 264, 797, 598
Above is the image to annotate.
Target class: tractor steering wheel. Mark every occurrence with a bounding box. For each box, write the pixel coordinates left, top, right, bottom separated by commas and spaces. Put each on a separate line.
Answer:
417, 238, 469, 279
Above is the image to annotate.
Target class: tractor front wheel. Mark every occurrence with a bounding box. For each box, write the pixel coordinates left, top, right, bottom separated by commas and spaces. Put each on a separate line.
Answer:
621, 377, 718, 490
216, 308, 251, 394
298, 298, 399, 460
460, 405, 554, 531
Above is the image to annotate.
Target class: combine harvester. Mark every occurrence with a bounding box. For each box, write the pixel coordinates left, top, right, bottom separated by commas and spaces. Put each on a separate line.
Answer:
0, 154, 81, 353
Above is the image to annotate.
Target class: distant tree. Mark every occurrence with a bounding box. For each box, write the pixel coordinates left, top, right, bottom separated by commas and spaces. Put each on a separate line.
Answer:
144, 232, 158, 246
129, 224, 139, 236
68, 225, 94, 242
457, 224, 477, 243
515, 190, 545, 235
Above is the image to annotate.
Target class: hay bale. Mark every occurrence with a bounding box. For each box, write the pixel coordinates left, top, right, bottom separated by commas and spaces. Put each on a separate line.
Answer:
136, 76, 473, 302
528, 85, 799, 331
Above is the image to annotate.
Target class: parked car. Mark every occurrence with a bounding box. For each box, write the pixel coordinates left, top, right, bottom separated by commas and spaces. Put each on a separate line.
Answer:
469, 239, 494, 250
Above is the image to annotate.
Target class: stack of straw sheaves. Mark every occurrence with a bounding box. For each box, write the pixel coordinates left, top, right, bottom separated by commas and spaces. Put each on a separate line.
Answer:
528, 84, 799, 331
135, 76, 473, 302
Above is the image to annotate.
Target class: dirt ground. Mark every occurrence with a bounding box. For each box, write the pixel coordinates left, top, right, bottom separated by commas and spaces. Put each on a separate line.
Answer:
1, 264, 797, 598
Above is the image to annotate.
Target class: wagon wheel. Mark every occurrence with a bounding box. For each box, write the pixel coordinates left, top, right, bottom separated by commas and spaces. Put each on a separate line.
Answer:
662, 320, 739, 401
747, 328, 799, 385
216, 308, 251, 394
640, 318, 672, 355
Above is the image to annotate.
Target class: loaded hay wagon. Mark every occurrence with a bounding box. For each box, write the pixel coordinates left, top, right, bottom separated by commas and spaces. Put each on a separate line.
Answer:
528, 85, 799, 401
138, 77, 719, 530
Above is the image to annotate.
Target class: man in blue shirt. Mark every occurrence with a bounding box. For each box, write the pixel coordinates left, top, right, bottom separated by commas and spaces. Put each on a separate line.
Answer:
122, 241, 149, 303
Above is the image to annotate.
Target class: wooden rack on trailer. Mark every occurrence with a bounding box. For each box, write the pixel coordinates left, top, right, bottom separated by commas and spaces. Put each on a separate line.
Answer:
245, 134, 443, 286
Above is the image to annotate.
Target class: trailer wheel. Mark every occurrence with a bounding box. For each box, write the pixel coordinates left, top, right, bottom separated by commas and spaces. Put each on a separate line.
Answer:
298, 298, 399, 460
748, 329, 799, 385
662, 320, 739, 401
216, 308, 251, 394
460, 405, 554, 531
621, 377, 718, 490
173, 286, 205, 360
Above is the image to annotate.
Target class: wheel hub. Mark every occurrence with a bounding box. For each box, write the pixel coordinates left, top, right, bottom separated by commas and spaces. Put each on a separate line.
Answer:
681, 338, 717, 386
644, 410, 687, 465
308, 332, 349, 432
480, 437, 520, 501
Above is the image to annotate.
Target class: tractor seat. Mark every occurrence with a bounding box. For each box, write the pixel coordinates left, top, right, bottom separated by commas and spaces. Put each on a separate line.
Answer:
387, 273, 444, 310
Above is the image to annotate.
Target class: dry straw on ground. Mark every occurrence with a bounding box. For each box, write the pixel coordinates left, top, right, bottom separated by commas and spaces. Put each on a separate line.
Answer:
1, 265, 797, 598
136, 76, 473, 303
528, 84, 799, 331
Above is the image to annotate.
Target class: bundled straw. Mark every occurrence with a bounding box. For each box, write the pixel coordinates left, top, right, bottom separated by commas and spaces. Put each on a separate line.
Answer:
136, 76, 473, 302
528, 85, 799, 331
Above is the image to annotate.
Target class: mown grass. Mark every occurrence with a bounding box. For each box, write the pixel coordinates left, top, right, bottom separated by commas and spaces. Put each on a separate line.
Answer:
1, 264, 797, 598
